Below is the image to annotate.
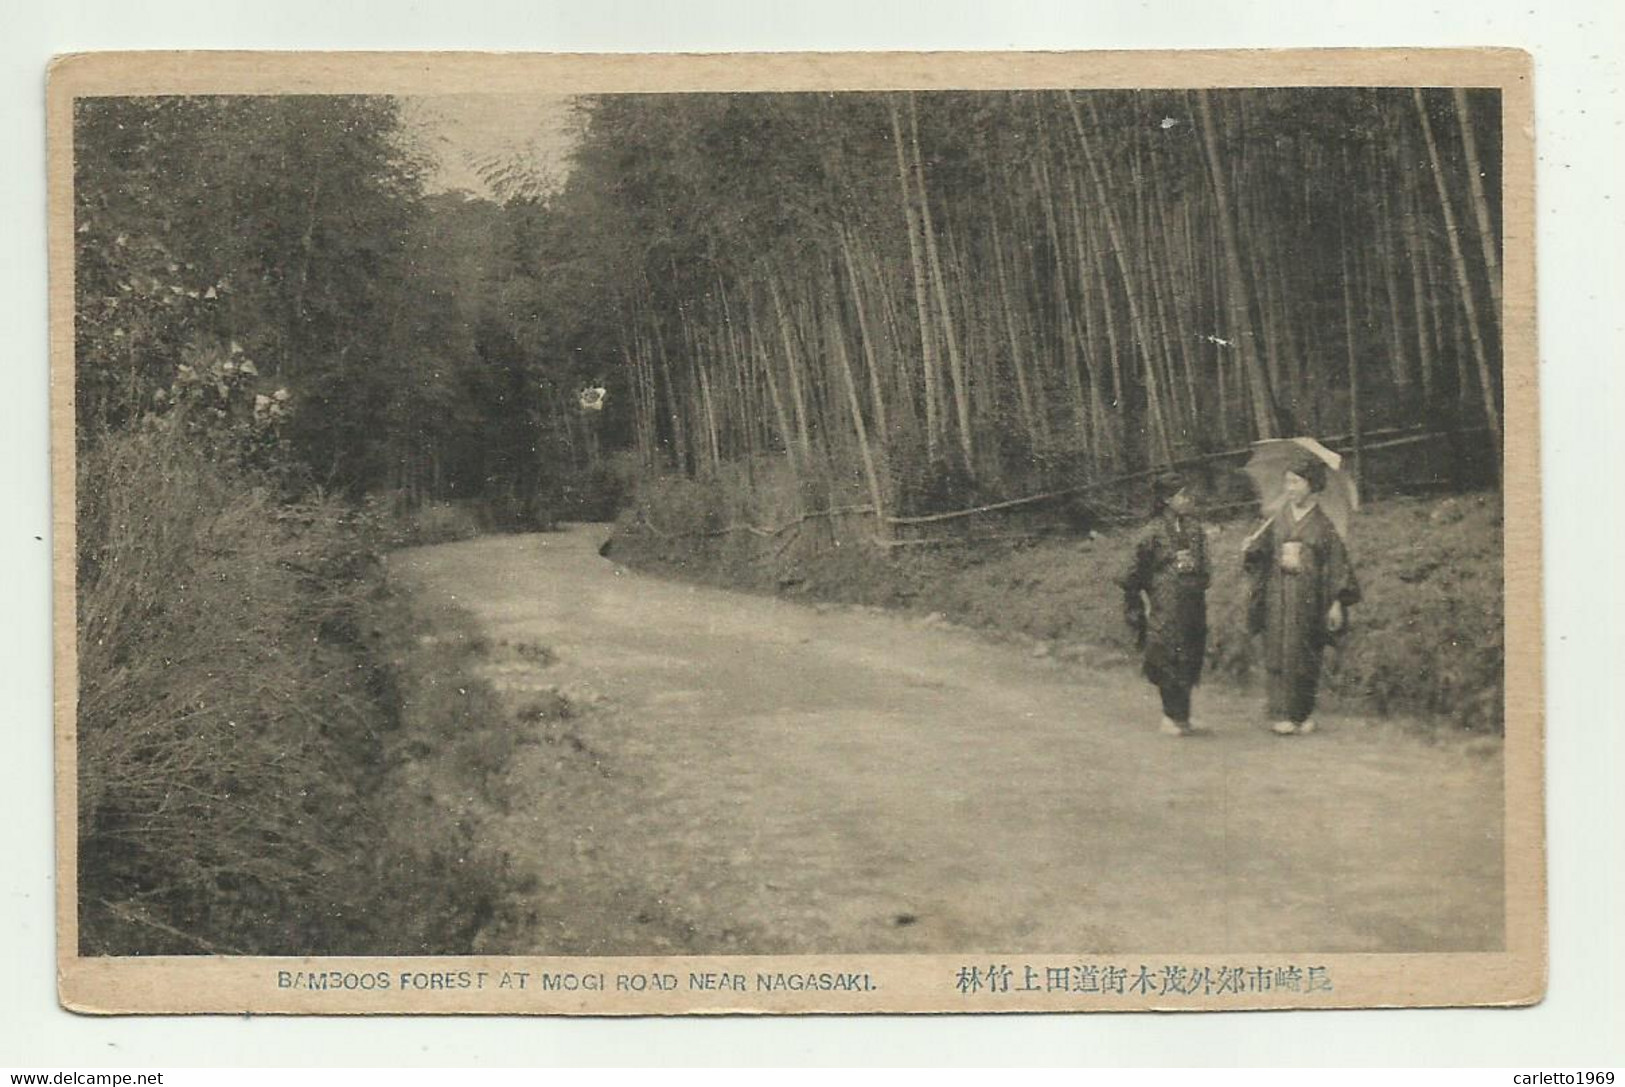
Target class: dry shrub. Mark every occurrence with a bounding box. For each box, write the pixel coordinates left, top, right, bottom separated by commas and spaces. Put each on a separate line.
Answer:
408, 501, 485, 545
615, 457, 875, 581
75, 426, 511, 954
545, 451, 640, 523
359, 492, 484, 548
77, 427, 372, 952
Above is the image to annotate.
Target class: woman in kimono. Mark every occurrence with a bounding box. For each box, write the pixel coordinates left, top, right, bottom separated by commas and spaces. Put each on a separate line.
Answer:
1242, 452, 1362, 735
1120, 473, 1210, 737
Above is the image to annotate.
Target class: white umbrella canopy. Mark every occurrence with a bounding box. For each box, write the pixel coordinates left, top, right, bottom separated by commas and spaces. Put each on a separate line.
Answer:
1243, 436, 1359, 540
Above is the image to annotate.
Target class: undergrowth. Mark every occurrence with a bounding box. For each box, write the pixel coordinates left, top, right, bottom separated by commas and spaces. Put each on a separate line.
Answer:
360, 452, 637, 550
76, 425, 517, 955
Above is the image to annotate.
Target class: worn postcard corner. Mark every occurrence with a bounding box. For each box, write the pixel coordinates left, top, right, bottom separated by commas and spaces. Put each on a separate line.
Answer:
51, 47, 1540, 1016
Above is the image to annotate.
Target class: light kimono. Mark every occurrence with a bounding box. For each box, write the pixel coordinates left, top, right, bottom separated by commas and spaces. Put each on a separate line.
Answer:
1243, 503, 1361, 724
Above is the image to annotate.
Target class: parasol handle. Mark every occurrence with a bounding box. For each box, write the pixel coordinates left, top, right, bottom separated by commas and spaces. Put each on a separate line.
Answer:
1241, 517, 1273, 551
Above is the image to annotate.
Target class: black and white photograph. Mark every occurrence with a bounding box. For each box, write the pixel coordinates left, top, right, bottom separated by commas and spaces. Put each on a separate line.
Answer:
51, 50, 1541, 1014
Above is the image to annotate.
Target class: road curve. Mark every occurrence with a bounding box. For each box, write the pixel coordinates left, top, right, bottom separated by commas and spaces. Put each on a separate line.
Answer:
394, 525, 1504, 956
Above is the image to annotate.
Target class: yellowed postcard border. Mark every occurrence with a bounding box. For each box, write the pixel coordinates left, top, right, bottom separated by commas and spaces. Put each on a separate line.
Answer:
48, 47, 1543, 1015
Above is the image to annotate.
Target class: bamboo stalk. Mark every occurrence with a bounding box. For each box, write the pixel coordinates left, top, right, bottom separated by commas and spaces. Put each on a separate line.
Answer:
1401, 156, 1437, 415
1059, 143, 1117, 468
827, 294, 890, 541
1376, 184, 1413, 400
1341, 240, 1364, 495
889, 94, 943, 462
1414, 87, 1502, 469
697, 353, 721, 474
649, 313, 689, 476
1452, 88, 1502, 327
1032, 152, 1094, 457
1068, 92, 1176, 467
747, 295, 800, 480
838, 226, 890, 441
1150, 179, 1202, 446
1191, 89, 1278, 440
989, 206, 1043, 451
768, 275, 815, 467
910, 95, 974, 472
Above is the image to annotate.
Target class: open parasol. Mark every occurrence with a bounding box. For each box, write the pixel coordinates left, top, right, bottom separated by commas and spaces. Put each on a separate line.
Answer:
1243, 436, 1359, 541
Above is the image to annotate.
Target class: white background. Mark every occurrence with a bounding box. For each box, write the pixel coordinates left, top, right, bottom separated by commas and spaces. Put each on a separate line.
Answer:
4, 0, 1621, 1068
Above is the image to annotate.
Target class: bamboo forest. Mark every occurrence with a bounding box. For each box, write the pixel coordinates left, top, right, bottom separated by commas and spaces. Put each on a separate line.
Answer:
77, 87, 1502, 526
567, 88, 1502, 529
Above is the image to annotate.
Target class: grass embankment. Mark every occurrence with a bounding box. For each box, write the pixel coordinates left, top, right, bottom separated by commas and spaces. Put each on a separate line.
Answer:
76, 428, 527, 955
610, 477, 1505, 733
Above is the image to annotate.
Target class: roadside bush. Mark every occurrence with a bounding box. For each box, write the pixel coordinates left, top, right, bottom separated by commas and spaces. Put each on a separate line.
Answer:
406, 500, 486, 545
75, 425, 512, 954
550, 452, 639, 523
357, 492, 484, 548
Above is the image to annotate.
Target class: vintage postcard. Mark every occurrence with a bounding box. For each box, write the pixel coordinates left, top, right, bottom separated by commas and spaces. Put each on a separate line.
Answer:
49, 49, 1542, 1014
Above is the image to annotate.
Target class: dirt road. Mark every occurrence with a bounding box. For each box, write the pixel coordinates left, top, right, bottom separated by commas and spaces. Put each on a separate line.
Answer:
394, 525, 1503, 956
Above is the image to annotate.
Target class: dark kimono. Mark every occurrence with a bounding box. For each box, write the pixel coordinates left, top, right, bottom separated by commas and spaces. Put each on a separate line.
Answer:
1120, 512, 1210, 719
1243, 503, 1361, 723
